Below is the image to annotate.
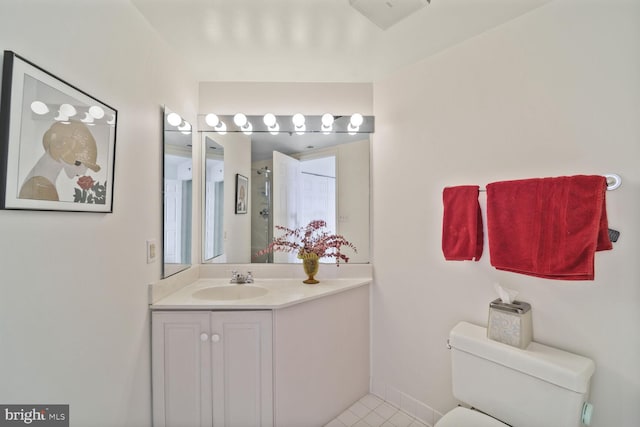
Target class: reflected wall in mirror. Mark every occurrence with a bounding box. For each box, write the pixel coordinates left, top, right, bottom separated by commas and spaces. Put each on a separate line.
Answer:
203, 136, 224, 261
201, 115, 372, 264
162, 107, 193, 277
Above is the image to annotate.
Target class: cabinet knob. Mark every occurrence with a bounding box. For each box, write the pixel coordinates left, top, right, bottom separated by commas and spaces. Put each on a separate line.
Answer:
200, 333, 209, 342
211, 334, 221, 343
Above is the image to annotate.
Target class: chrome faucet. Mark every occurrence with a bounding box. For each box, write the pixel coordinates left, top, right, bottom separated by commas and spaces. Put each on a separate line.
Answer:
230, 270, 254, 284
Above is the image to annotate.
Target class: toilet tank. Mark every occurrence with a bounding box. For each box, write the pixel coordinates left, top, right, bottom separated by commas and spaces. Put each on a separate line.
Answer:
449, 322, 595, 427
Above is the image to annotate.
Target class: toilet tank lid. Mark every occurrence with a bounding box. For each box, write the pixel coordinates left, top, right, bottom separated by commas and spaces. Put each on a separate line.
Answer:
449, 322, 595, 393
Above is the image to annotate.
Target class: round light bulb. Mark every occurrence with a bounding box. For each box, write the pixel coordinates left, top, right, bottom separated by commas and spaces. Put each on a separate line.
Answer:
54, 113, 69, 122
89, 106, 105, 119
30, 101, 49, 115
321, 113, 334, 127
59, 103, 77, 118
216, 121, 227, 135
167, 112, 182, 126
350, 113, 364, 127
233, 113, 248, 127
269, 123, 280, 135
263, 113, 277, 127
205, 113, 219, 127
242, 122, 253, 135
292, 113, 305, 127
81, 112, 95, 124
178, 121, 191, 133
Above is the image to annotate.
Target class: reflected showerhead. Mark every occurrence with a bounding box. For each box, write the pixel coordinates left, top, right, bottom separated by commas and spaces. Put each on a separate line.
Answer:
256, 166, 271, 176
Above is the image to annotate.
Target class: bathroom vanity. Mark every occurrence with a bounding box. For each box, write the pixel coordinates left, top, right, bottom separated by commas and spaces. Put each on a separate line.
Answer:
150, 277, 370, 427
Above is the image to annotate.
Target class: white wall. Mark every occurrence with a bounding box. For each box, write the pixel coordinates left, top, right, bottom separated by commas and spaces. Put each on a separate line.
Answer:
371, 0, 640, 426
199, 82, 373, 116
0, 1, 198, 426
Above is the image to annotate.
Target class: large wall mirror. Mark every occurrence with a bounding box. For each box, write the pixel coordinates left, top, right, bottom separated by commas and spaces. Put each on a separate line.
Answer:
162, 107, 193, 277
200, 114, 372, 264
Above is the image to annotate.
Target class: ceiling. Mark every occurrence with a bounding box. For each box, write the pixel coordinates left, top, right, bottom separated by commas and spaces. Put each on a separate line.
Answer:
131, 0, 551, 83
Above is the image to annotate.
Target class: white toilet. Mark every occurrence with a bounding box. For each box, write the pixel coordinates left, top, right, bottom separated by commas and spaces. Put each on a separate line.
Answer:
436, 322, 595, 427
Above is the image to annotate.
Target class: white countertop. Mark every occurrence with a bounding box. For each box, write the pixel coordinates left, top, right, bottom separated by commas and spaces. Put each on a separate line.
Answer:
150, 277, 371, 310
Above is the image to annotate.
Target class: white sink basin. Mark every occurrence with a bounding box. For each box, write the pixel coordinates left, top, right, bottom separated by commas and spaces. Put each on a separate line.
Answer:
192, 285, 269, 301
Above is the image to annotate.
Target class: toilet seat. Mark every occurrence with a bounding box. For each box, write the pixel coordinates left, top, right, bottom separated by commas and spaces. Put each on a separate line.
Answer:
436, 407, 509, 427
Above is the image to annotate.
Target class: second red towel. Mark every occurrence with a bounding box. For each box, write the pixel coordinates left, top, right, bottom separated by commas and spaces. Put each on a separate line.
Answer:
486, 175, 612, 280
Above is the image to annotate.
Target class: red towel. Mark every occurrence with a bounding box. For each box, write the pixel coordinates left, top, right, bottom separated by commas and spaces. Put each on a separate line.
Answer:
442, 185, 483, 261
486, 175, 612, 280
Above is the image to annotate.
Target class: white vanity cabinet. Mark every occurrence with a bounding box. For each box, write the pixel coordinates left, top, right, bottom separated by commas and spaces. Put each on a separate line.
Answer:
150, 278, 371, 427
151, 310, 273, 427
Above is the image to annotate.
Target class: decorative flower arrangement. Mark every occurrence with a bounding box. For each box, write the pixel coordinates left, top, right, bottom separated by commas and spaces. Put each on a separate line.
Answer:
257, 219, 357, 264
74, 176, 106, 204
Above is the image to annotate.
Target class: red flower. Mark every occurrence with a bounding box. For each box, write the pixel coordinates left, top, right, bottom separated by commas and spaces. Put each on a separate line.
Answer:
77, 176, 95, 190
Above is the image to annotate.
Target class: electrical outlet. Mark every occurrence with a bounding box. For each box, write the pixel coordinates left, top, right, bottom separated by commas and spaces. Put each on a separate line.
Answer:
147, 239, 157, 264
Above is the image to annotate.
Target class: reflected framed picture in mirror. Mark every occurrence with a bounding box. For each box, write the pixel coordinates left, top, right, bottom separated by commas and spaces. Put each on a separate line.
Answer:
235, 173, 248, 214
0, 50, 117, 212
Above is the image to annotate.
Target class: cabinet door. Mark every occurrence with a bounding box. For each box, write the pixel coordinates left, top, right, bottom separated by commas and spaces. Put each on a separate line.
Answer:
152, 311, 213, 427
211, 311, 273, 427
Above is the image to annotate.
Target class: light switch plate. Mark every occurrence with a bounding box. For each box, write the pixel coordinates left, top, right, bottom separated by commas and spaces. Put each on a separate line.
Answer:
147, 239, 157, 264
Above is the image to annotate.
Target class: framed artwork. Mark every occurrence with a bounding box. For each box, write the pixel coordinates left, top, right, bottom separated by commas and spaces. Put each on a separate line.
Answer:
0, 50, 117, 212
235, 174, 248, 214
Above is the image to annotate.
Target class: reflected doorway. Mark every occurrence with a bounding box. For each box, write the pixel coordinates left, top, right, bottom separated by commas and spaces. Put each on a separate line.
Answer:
164, 154, 192, 265
251, 152, 336, 263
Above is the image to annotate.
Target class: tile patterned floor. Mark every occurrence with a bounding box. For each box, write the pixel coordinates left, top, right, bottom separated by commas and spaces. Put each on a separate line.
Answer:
325, 394, 430, 427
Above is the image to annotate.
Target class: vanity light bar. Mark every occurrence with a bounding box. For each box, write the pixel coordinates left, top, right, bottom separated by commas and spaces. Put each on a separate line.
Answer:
197, 114, 375, 134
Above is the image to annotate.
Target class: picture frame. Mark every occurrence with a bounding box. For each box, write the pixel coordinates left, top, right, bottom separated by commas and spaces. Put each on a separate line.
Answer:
0, 50, 117, 212
235, 173, 248, 214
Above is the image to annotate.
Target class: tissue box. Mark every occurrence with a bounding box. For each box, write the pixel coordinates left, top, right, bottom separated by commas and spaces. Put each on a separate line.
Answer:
487, 298, 532, 349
